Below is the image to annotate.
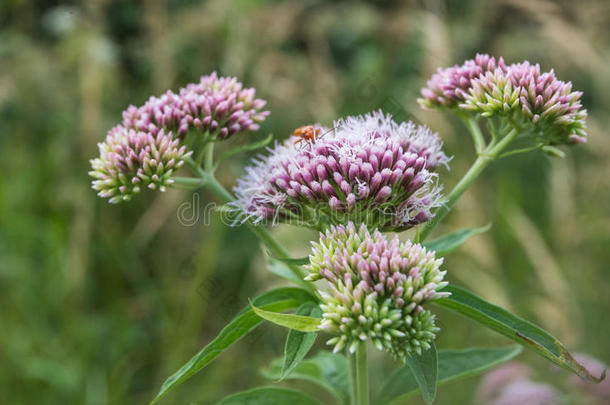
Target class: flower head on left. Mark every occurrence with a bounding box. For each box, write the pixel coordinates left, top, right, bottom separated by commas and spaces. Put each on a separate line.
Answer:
89, 126, 192, 203
90, 73, 269, 203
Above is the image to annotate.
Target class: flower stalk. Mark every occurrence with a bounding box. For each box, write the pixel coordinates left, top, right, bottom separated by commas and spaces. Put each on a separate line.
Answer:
419, 126, 519, 241
182, 157, 314, 294
352, 342, 370, 405
457, 112, 485, 154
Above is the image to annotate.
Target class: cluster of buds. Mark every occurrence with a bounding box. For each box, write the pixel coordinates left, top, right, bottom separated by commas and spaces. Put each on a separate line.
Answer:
89, 126, 191, 203
462, 61, 586, 145
122, 72, 269, 140
231, 111, 449, 231
419, 54, 500, 108
306, 222, 449, 360
90, 73, 269, 202
419, 54, 587, 145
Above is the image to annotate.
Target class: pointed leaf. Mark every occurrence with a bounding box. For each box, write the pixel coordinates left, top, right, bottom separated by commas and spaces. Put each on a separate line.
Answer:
377, 346, 523, 405
435, 285, 605, 383
250, 300, 322, 332
266, 256, 303, 283
405, 344, 437, 404
277, 256, 310, 266
265, 251, 310, 267
281, 302, 322, 380
151, 287, 314, 404
216, 386, 323, 405
263, 351, 350, 405
423, 224, 491, 256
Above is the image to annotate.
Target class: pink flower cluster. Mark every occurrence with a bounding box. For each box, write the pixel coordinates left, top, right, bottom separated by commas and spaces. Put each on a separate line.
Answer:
89, 126, 191, 203
306, 222, 448, 358
419, 54, 501, 108
122, 72, 269, 139
419, 54, 587, 145
463, 61, 586, 144
90, 73, 269, 203
232, 111, 449, 231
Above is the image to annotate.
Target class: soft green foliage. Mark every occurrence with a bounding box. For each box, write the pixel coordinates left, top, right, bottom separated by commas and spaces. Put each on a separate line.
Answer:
249, 300, 322, 333
376, 346, 523, 405
152, 288, 314, 403
423, 224, 491, 256
281, 302, 323, 380
406, 344, 438, 404
264, 352, 351, 405
436, 285, 604, 382
216, 386, 323, 405
266, 256, 305, 283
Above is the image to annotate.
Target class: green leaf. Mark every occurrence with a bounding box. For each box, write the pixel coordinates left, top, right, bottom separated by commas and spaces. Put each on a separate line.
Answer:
249, 300, 322, 332
281, 302, 322, 380
151, 287, 314, 404
278, 256, 310, 266
266, 256, 303, 283
216, 386, 323, 405
265, 252, 310, 267
377, 346, 523, 405
423, 224, 491, 256
405, 344, 437, 404
435, 285, 605, 383
263, 351, 350, 405
213, 133, 274, 169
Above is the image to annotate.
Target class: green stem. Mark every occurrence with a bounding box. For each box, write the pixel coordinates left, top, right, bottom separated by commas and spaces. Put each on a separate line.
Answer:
414, 226, 421, 244
204, 142, 215, 173
488, 127, 519, 156
498, 144, 542, 159
419, 128, 519, 241
171, 176, 205, 189
201, 171, 233, 204
458, 113, 485, 153
419, 154, 492, 241
351, 342, 369, 405
349, 353, 358, 405
181, 158, 314, 295
194, 131, 212, 166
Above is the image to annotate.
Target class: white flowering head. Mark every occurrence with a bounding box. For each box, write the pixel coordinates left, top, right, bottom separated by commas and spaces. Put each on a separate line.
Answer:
231, 110, 449, 231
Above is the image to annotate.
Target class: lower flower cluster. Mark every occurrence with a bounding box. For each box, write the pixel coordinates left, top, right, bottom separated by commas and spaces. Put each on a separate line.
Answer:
306, 222, 448, 360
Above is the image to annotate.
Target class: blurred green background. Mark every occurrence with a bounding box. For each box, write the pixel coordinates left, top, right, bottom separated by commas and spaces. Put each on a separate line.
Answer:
1, 0, 609, 404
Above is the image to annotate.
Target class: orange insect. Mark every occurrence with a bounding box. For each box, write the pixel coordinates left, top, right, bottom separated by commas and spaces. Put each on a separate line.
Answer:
292, 125, 322, 144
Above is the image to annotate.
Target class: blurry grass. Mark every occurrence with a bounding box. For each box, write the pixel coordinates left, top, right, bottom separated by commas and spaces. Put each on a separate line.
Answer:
1, 0, 609, 404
